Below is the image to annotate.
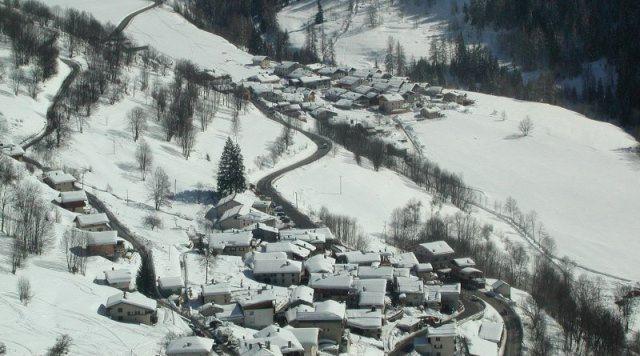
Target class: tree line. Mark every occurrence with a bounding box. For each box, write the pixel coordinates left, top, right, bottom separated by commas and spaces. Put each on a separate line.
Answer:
174, 0, 319, 63
315, 119, 476, 212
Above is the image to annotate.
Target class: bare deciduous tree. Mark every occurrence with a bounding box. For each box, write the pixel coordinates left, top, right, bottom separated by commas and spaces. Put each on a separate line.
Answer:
127, 106, 147, 141
519, 116, 534, 136
143, 213, 163, 230
9, 66, 24, 95
147, 167, 171, 210
61, 228, 87, 275
17, 277, 32, 305
135, 140, 153, 181
47, 334, 73, 356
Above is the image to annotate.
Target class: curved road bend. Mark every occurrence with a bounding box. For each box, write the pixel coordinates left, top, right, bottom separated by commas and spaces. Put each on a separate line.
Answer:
471, 290, 523, 356
252, 101, 333, 228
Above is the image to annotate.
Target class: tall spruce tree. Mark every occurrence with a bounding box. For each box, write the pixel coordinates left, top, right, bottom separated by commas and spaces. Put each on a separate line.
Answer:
216, 137, 246, 195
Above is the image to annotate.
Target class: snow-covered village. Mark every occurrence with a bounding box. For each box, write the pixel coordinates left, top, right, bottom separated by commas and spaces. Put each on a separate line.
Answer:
0, 0, 639, 355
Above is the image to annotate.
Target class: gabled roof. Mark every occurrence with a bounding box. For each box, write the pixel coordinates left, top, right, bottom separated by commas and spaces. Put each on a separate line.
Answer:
357, 266, 394, 280
252, 325, 304, 354
44, 170, 76, 185
479, 321, 504, 343
85, 230, 118, 246
418, 241, 454, 256
285, 326, 319, 348
338, 76, 362, 85
292, 300, 346, 322
104, 269, 132, 284
304, 254, 335, 274
166, 336, 214, 355
424, 283, 461, 295
253, 259, 302, 274
358, 291, 385, 307
336, 251, 380, 265
208, 230, 254, 249
106, 292, 156, 311
452, 257, 476, 268
396, 276, 424, 294
390, 252, 419, 268
216, 192, 255, 208
289, 285, 314, 306
415, 263, 433, 272
380, 93, 405, 102
354, 278, 387, 293
60, 190, 86, 203
158, 276, 183, 289
201, 283, 231, 296
75, 213, 109, 227
308, 274, 353, 290
264, 241, 311, 259
428, 322, 458, 337
346, 308, 383, 330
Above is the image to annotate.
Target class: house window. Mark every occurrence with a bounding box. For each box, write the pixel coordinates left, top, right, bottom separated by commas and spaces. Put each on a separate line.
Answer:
117, 308, 123, 312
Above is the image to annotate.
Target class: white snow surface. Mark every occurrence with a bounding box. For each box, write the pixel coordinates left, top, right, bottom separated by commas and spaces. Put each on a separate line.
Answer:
125, 6, 260, 81
279, 0, 459, 68
45, 0, 153, 25
403, 92, 640, 280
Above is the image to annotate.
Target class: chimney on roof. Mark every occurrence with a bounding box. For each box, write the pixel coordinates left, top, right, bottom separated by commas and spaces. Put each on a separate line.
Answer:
371, 306, 376, 312
123, 291, 127, 298
266, 341, 271, 349
288, 340, 292, 348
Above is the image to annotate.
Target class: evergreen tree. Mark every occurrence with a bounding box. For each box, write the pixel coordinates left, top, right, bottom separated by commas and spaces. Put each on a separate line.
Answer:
135, 252, 155, 297
396, 40, 407, 76
315, 0, 324, 24
216, 137, 247, 195
384, 37, 395, 74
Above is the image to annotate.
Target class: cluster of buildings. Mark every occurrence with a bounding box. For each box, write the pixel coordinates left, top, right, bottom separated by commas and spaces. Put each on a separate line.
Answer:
185, 190, 516, 355
204, 192, 278, 231
242, 57, 473, 125
43, 169, 154, 325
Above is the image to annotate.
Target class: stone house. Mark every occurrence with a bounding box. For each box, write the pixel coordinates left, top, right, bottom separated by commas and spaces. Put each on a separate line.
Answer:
105, 292, 157, 325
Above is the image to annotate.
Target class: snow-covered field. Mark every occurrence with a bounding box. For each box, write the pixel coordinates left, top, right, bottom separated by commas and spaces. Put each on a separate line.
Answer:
279, 0, 461, 68
46, 0, 153, 25
125, 6, 261, 81
401, 92, 640, 281
0, 48, 71, 144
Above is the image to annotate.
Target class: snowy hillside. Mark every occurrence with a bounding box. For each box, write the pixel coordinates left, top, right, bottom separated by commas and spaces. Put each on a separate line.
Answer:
125, 6, 261, 81
405, 92, 640, 281
46, 0, 153, 25
279, 0, 463, 68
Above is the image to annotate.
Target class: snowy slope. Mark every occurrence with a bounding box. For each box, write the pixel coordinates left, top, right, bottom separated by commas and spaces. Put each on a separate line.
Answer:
125, 6, 261, 81
402, 92, 640, 280
0, 50, 71, 144
46, 0, 153, 25
279, 0, 462, 68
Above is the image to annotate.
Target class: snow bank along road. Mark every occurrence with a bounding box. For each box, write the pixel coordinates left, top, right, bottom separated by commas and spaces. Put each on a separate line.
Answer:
253, 100, 333, 228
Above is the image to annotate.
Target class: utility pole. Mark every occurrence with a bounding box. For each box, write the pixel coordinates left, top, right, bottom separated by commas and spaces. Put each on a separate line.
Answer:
295, 192, 298, 208
174, 179, 177, 195
339, 176, 342, 195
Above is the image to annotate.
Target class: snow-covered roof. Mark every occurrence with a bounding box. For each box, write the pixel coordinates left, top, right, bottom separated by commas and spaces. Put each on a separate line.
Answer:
452, 257, 476, 268
312, 300, 346, 319
334, 99, 353, 108
158, 276, 183, 289
491, 279, 510, 290
216, 192, 255, 208
428, 322, 458, 337
218, 205, 276, 225
253, 251, 288, 262
346, 309, 383, 330
459, 267, 483, 276
248, 222, 279, 234
338, 76, 361, 85
390, 252, 419, 268
354, 278, 387, 294
299, 76, 330, 84
106, 292, 156, 311
479, 321, 504, 343
239, 293, 277, 309
418, 241, 454, 256
357, 266, 394, 280
104, 269, 132, 284
285, 327, 319, 348
166, 336, 214, 355
252, 55, 268, 62
59, 190, 86, 203
304, 254, 335, 274
208, 230, 254, 249
415, 263, 433, 272
264, 241, 311, 259
85, 230, 118, 246
396, 276, 424, 294
336, 251, 380, 265
280, 227, 334, 241
424, 283, 461, 295
333, 263, 359, 276
75, 213, 109, 227
249, 74, 281, 83
202, 284, 231, 296
45, 170, 76, 185
308, 274, 353, 290
289, 285, 314, 306
358, 291, 385, 307
380, 93, 405, 102
253, 259, 302, 274
251, 325, 304, 354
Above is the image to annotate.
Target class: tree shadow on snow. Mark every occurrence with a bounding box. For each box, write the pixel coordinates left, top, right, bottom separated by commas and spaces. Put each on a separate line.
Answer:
174, 189, 217, 205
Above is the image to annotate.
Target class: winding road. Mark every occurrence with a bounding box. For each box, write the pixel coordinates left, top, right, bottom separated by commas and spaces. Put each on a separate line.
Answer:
253, 101, 333, 228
